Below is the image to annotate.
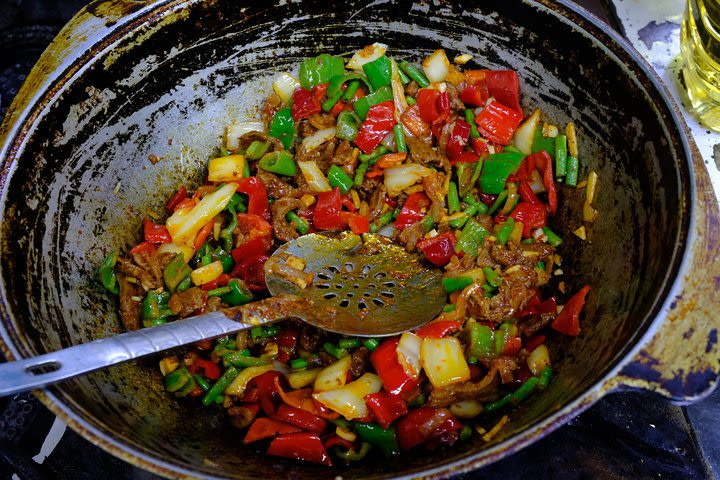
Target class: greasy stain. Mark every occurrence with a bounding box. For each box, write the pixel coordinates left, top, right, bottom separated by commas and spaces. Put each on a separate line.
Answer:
637, 20, 680, 50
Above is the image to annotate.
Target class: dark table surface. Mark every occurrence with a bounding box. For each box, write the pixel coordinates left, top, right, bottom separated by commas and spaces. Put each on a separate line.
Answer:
0, 0, 717, 479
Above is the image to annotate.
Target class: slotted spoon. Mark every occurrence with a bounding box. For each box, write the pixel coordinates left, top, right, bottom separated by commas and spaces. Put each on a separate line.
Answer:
0, 232, 445, 396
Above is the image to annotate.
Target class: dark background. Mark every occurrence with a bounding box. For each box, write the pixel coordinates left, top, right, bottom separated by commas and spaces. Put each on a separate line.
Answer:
0, 0, 717, 479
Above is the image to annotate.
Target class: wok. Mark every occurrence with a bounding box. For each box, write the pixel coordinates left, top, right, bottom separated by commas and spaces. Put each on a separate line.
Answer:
0, 0, 719, 478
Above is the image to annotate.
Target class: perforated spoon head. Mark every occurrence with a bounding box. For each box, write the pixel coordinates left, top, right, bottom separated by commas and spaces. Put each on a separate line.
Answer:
263, 232, 446, 337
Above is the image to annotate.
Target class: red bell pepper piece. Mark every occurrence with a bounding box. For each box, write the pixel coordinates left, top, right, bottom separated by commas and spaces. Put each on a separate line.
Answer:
143, 218, 172, 244
199, 273, 231, 291
416, 88, 443, 123
272, 403, 328, 435
370, 338, 419, 401
244, 417, 302, 444
471, 137, 489, 156
445, 119, 472, 160
129, 241, 156, 255
354, 100, 396, 154
291, 87, 322, 121
506, 155, 536, 183
231, 253, 269, 291
341, 194, 356, 213
251, 371, 283, 415
416, 232, 458, 267
449, 151, 480, 166
234, 177, 270, 220
365, 391, 408, 429
274, 326, 299, 363
231, 236, 272, 265
193, 219, 214, 252
313, 187, 344, 230
415, 320, 462, 338
188, 358, 221, 380
510, 202, 547, 237
344, 213, 370, 234
524, 335, 546, 353
475, 101, 523, 145
165, 186, 188, 213
504, 336, 522, 356
267, 433, 332, 466
552, 285, 591, 336
459, 84, 489, 107
518, 181, 541, 204
396, 406, 462, 451
530, 150, 557, 215
323, 434, 355, 451
395, 192, 430, 230
486, 70, 522, 113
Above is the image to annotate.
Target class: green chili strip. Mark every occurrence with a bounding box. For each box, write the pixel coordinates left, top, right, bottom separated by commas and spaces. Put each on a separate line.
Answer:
323, 342, 348, 359
484, 393, 512, 413
176, 275, 192, 292
207, 285, 232, 297
536, 260, 546, 271
454, 218, 490, 257
287, 211, 310, 235
399, 61, 430, 88
165, 367, 195, 394
448, 206, 477, 229
354, 162, 369, 187
406, 96, 417, 106
487, 190, 508, 216
98, 251, 120, 295
290, 358, 308, 370
443, 304, 456, 313
465, 109, 480, 139
420, 214, 435, 232
342, 80, 361, 101
327, 165, 354, 194
370, 210, 393, 233
225, 192, 246, 215
220, 213, 237, 252
339, 338, 361, 349
362, 338, 380, 351
566, 155, 579, 186
258, 150, 297, 177
397, 63, 411, 84
447, 181, 460, 214
555, 134, 568, 177
494, 323, 511, 356
221, 279, 253, 306
354, 423, 400, 457
538, 366, 553, 390
482, 267, 501, 288
245, 141, 270, 160
251, 325, 280, 339
164, 253, 192, 293
393, 123, 407, 153
194, 374, 211, 392
510, 376, 540, 405
467, 356, 478, 364
334, 442, 372, 462
336, 110, 361, 142
463, 193, 489, 214
359, 145, 390, 164
496, 217, 515, 246
202, 366, 239, 406
442, 276, 473, 293
542, 226, 562, 247
224, 352, 270, 368
322, 84, 345, 112
468, 321, 495, 359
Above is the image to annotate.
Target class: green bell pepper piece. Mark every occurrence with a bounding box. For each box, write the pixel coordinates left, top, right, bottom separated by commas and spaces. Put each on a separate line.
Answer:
142, 290, 172, 327
219, 214, 238, 253
468, 321, 495, 360
532, 128, 556, 159
354, 422, 400, 457
268, 107, 296, 150
480, 152, 525, 195
454, 218, 490, 257
447, 181, 460, 214
465, 109, 480, 139
342, 80, 361, 101
220, 279, 253, 306
299, 54, 345, 89
164, 253, 192, 293
258, 150, 297, 176
482, 266, 501, 288
399, 61, 430, 88
336, 110, 361, 142
442, 276, 473, 293
354, 85, 393, 120
98, 251, 120, 295
496, 217, 515, 246
245, 141, 270, 160
363, 55, 392, 89
202, 366, 239, 406
327, 165, 354, 194
225, 192, 246, 215
165, 367, 195, 395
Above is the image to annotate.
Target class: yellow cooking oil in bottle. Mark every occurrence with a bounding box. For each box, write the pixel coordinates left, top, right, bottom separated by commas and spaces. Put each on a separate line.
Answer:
681, 0, 720, 131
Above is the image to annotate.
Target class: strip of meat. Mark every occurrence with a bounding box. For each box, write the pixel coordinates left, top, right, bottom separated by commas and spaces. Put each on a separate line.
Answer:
349, 346, 370, 377
490, 241, 555, 269
367, 183, 388, 221
118, 274, 141, 331
331, 140, 358, 175
116, 250, 173, 291
237, 131, 283, 153
308, 113, 336, 130
271, 197, 304, 242
518, 312, 556, 338
466, 265, 538, 324
398, 221, 424, 252
446, 82, 465, 111
406, 136, 450, 170
168, 287, 207, 318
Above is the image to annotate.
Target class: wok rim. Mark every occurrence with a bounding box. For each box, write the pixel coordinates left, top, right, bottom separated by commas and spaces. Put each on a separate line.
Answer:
0, 0, 696, 478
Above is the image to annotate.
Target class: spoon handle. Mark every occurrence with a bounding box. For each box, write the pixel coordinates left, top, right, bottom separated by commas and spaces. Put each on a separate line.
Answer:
0, 311, 248, 397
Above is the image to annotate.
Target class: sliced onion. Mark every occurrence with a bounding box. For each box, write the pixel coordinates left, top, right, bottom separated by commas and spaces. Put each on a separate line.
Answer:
383, 163, 434, 196
421, 49, 450, 83
298, 160, 332, 193
346, 42, 388, 71
529, 169, 546, 194
397, 332, 422, 379
391, 59, 410, 128
226, 122, 264, 151
512, 108, 541, 155
273, 72, 300, 106
301, 127, 336, 151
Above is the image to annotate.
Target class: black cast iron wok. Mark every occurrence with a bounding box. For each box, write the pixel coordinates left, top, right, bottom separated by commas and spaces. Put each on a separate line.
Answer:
1, 0, 719, 478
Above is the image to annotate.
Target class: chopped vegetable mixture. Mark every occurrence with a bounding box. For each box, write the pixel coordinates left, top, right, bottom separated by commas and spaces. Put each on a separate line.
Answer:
98, 43, 594, 466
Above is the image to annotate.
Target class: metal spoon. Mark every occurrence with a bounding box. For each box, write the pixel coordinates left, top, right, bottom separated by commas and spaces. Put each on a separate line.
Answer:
0, 232, 445, 396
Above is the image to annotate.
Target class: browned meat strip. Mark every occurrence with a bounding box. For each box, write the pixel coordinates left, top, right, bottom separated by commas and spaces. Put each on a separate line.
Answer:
308, 113, 336, 130
331, 140, 358, 174
466, 265, 537, 323
405, 80, 419, 98
398, 221, 424, 252
518, 312, 556, 338
368, 183, 388, 221
118, 274, 141, 331
299, 325, 324, 352
271, 197, 304, 242
168, 287, 207, 318
490, 241, 555, 269
236, 131, 283, 154
296, 139, 338, 172
206, 296, 223, 312
116, 251, 173, 291
257, 171, 305, 199
446, 82, 465, 111
422, 171, 446, 204
428, 369, 499, 407
490, 357, 520, 384
407, 136, 450, 170
349, 346, 370, 377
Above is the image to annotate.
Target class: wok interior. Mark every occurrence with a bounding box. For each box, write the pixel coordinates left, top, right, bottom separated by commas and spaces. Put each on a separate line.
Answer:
0, 0, 689, 477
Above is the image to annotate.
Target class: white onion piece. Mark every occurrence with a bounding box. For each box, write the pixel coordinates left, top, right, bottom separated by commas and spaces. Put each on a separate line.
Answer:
273, 72, 300, 105
347, 42, 388, 71
397, 332, 422, 379
512, 108, 541, 155
298, 160, 332, 193
377, 224, 396, 237
302, 127, 336, 151
421, 49, 450, 83
529, 169, 546, 194
226, 122, 265, 151
383, 164, 434, 196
